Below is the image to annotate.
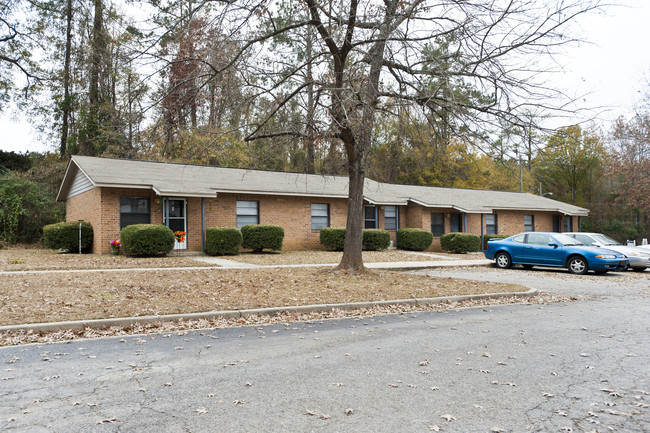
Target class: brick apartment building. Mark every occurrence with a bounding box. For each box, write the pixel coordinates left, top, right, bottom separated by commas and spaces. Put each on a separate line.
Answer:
57, 156, 589, 254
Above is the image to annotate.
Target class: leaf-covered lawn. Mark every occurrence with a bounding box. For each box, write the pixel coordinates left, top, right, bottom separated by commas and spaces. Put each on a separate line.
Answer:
0, 246, 207, 271
0, 267, 525, 326
0, 246, 476, 271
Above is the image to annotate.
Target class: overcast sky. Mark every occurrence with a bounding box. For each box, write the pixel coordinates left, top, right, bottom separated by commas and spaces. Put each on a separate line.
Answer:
1, 1, 649, 154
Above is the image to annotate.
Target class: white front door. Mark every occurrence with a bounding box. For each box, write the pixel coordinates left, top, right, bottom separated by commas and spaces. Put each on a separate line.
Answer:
164, 198, 187, 250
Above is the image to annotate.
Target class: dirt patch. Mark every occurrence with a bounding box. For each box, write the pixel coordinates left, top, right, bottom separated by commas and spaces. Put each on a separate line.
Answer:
0, 267, 526, 327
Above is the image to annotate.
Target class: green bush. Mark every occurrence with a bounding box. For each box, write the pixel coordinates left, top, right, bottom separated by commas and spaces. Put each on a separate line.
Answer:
1, 172, 63, 244
362, 229, 391, 251
483, 234, 509, 250
320, 227, 346, 251
441, 232, 481, 253
440, 232, 461, 251
397, 228, 433, 251
241, 225, 284, 252
121, 224, 175, 256
43, 221, 93, 253
205, 227, 242, 255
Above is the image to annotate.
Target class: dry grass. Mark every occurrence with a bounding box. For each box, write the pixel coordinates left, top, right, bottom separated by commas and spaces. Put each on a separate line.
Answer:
230, 249, 474, 265
0, 267, 526, 326
0, 292, 571, 347
0, 246, 207, 272
0, 246, 480, 271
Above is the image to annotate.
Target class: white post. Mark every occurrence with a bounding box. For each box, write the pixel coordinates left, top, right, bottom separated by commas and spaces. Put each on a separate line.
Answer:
78, 221, 82, 254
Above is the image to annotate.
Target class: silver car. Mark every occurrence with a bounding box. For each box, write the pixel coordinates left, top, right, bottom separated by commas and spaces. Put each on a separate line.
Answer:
565, 232, 650, 272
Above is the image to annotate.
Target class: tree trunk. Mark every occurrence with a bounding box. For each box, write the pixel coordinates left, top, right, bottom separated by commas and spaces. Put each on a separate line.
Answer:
304, 28, 315, 174
60, 0, 73, 158
338, 147, 366, 272
81, 0, 103, 156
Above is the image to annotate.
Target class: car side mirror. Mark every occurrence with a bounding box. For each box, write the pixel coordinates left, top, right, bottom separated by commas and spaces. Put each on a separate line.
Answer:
548, 242, 558, 247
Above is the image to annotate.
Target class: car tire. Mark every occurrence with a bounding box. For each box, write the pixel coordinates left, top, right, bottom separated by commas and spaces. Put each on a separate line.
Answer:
568, 256, 588, 275
522, 264, 534, 270
495, 252, 512, 269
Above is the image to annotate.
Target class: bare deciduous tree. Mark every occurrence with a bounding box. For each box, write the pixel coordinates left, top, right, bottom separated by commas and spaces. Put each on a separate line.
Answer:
150, 0, 604, 271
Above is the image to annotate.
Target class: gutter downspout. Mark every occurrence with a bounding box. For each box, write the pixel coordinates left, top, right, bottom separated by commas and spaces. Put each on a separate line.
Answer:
463, 213, 467, 233
201, 198, 205, 253
481, 214, 485, 251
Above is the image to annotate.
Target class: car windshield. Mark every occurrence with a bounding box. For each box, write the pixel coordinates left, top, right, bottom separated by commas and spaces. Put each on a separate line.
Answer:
553, 233, 585, 246
592, 234, 621, 246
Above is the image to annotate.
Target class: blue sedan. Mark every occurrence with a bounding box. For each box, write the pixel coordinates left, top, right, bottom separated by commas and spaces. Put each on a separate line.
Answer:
484, 232, 629, 275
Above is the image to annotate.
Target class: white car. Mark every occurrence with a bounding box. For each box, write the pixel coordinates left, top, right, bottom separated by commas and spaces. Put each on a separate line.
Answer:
565, 232, 649, 272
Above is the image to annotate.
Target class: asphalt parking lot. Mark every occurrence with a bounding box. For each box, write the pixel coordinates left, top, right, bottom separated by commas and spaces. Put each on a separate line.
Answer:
1, 266, 648, 432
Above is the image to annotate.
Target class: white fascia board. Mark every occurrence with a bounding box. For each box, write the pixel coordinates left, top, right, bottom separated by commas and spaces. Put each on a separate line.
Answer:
56, 160, 97, 202
407, 199, 484, 214
94, 182, 154, 191
451, 205, 485, 214
56, 161, 76, 201
210, 188, 347, 199
157, 191, 218, 198
489, 205, 589, 216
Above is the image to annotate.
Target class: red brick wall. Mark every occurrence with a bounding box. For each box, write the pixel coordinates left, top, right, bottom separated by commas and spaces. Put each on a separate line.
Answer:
66, 188, 103, 253
203, 194, 349, 250
66, 186, 577, 254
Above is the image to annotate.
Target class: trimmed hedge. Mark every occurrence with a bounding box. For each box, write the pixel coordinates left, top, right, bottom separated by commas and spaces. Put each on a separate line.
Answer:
440, 232, 461, 252
362, 229, 391, 251
205, 227, 242, 256
319, 228, 392, 251
483, 234, 509, 250
241, 225, 284, 252
440, 232, 481, 253
396, 228, 433, 251
43, 221, 93, 253
320, 227, 346, 251
121, 224, 175, 256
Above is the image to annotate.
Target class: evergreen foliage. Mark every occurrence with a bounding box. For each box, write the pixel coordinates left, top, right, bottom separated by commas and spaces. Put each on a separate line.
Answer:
241, 225, 284, 252
362, 229, 391, 251
43, 221, 93, 252
205, 227, 242, 255
483, 234, 509, 250
120, 224, 175, 256
441, 232, 481, 253
396, 228, 433, 251
1, 172, 63, 243
320, 228, 346, 251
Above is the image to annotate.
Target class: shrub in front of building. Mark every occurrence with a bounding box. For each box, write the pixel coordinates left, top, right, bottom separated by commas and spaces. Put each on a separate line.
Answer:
441, 232, 481, 253
440, 232, 460, 251
205, 227, 242, 256
362, 229, 391, 251
121, 224, 175, 256
43, 221, 93, 253
396, 228, 433, 251
320, 228, 346, 251
241, 224, 284, 252
483, 234, 509, 250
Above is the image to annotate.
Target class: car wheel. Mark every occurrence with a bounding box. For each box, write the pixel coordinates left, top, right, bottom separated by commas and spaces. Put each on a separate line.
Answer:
568, 256, 588, 275
522, 264, 534, 270
495, 252, 512, 269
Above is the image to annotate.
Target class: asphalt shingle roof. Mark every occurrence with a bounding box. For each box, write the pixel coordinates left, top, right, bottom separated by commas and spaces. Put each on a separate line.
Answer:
58, 156, 589, 216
